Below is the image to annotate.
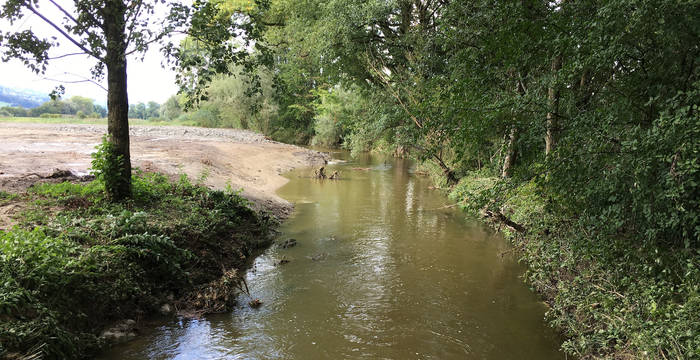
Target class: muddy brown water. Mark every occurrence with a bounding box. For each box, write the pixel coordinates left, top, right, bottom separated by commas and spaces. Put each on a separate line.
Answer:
99, 153, 563, 359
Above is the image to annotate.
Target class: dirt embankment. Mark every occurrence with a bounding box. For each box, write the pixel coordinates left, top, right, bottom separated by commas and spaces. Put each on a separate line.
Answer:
0, 123, 328, 218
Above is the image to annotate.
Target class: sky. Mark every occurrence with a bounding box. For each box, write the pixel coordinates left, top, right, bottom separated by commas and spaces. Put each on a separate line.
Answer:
0, 1, 182, 105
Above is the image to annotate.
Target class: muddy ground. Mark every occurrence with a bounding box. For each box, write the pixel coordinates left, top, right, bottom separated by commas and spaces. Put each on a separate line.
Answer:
0, 123, 328, 220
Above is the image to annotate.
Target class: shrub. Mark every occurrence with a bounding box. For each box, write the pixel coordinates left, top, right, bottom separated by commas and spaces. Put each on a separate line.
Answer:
90, 137, 126, 200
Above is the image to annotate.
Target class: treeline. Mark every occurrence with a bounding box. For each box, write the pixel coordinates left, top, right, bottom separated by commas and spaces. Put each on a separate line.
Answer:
0, 96, 107, 119
0, 97, 179, 122
201, 0, 696, 358
128, 100, 182, 121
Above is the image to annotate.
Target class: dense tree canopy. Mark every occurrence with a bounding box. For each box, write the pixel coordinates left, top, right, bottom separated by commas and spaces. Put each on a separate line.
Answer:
206, 0, 696, 357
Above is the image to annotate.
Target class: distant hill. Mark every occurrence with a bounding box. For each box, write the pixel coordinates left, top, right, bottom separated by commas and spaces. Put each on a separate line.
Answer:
0, 86, 50, 108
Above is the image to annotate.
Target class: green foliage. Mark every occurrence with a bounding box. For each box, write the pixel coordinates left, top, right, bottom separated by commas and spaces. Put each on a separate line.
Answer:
160, 95, 182, 120
450, 172, 700, 359
0, 191, 18, 201
90, 137, 126, 201
175, 66, 281, 137
169, 0, 270, 109
128, 102, 147, 119
255, 0, 700, 356
310, 86, 367, 148
0, 171, 271, 359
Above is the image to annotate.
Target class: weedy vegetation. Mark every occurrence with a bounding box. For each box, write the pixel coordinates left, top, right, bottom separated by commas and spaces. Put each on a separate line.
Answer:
0, 144, 273, 359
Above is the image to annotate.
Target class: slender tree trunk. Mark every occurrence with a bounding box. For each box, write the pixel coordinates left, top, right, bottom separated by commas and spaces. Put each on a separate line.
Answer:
502, 77, 526, 178
545, 55, 562, 156
576, 68, 591, 110
502, 126, 518, 178
103, 0, 131, 200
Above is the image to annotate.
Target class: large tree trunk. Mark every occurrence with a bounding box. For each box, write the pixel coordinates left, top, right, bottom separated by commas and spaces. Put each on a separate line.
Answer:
545, 55, 562, 156
103, 0, 131, 200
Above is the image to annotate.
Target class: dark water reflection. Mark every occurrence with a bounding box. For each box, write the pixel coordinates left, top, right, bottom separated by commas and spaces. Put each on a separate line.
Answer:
100, 153, 563, 359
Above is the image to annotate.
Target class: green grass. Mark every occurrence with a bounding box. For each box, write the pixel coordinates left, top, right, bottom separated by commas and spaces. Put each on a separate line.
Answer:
0, 116, 197, 127
0, 172, 274, 359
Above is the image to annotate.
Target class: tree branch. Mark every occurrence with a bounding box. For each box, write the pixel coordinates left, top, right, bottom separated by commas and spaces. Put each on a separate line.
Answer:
43, 72, 107, 92
484, 210, 527, 233
25, 1, 103, 62
47, 52, 85, 60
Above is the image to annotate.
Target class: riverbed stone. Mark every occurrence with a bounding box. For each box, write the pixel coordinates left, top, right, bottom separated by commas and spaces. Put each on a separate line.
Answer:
99, 319, 137, 344
159, 303, 173, 315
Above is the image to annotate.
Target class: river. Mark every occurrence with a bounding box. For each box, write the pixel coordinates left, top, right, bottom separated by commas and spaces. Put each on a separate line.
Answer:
100, 152, 563, 359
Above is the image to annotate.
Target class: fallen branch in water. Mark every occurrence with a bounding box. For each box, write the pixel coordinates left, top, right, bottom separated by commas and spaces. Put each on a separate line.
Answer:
177, 268, 252, 316
313, 166, 340, 180
483, 210, 527, 234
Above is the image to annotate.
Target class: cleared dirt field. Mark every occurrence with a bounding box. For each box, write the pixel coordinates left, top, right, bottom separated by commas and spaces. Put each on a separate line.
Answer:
0, 123, 328, 217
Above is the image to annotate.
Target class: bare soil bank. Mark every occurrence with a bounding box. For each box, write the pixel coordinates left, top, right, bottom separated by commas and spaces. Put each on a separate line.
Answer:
0, 123, 328, 218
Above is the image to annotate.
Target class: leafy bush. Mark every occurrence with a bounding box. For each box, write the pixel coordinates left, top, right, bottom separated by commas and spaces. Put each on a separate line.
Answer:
90, 136, 126, 200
